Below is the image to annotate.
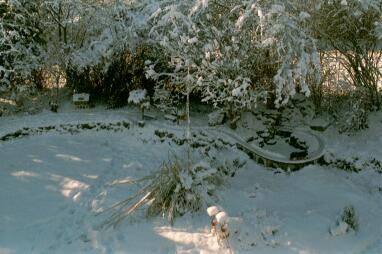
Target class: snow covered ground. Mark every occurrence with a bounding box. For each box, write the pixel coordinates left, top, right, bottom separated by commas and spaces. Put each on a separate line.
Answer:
0, 108, 381, 254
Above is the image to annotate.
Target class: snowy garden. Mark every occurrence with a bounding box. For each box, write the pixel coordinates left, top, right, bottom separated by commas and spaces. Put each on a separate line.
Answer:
1, 0, 382, 253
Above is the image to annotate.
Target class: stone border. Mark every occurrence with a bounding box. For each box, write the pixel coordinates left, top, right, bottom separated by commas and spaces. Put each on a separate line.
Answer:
0, 121, 131, 142
217, 129, 325, 171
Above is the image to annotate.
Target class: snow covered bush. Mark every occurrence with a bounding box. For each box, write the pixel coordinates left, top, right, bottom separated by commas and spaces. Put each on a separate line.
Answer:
38, 0, 158, 106
341, 205, 359, 232
311, 0, 382, 111
146, 0, 249, 113
322, 154, 363, 172
145, 0, 321, 115
321, 152, 382, 173
146, 160, 223, 222
102, 157, 224, 226
238, 1, 321, 107
339, 99, 369, 133
152, 87, 186, 118
330, 205, 359, 236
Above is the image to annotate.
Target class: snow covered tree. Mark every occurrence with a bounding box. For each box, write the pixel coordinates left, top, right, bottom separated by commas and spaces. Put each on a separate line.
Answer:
146, 1, 256, 119
194, 1, 264, 116
146, 0, 322, 113
310, 0, 382, 110
145, 1, 204, 140
67, 0, 156, 70
0, 0, 43, 89
235, 0, 321, 107
61, 0, 161, 107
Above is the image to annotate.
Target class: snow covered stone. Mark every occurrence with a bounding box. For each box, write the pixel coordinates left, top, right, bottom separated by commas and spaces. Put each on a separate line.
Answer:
310, 118, 330, 132
208, 110, 225, 126
330, 221, 349, 236
143, 113, 157, 120
216, 211, 228, 224
138, 121, 145, 127
164, 114, 177, 122
207, 206, 221, 217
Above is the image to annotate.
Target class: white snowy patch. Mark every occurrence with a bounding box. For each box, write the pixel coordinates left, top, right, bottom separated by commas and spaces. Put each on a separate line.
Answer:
11, 171, 39, 178
216, 211, 228, 224
56, 154, 84, 162
330, 221, 349, 236
207, 206, 221, 217
0, 109, 381, 253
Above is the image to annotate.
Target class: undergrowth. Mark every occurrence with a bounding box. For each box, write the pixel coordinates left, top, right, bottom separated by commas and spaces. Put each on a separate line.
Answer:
98, 151, 245, 228
321, 153, 382, 174
341, 205, 359, 232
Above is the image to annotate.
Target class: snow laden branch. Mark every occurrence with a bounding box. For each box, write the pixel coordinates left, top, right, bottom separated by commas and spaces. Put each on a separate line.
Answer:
237, 1, 321, 107
0, 0, 42, 88
145, 0, 261, 116
146, 0, 322, 111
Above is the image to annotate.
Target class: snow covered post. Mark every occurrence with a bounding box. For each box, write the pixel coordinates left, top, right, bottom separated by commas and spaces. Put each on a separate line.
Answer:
207, 206, 221, 235
216, 211, 230, 245
214, 210, 232, 253
207, 207, 232, 251
128, 89, 150, 120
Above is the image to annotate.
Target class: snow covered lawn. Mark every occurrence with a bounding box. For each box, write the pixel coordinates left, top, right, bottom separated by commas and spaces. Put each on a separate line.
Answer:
0, 110, 381, 253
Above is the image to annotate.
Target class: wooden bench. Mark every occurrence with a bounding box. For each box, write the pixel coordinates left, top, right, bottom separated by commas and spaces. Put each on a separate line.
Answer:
73, 93, 90, 108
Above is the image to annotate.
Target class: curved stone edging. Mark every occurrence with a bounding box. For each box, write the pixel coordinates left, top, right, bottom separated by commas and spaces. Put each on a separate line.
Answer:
0, 110, 325, 170
146, 120, 326, 170
216, 129, 325, 170
0, 121, 131, 142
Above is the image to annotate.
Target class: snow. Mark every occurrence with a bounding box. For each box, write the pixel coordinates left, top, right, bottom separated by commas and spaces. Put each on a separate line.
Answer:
0, 108, 381, 253
208, 110, 225, 126
3, 0, 382, 252
330, 221, 349, 236
207, 206, 221, 217
215, 212, 228, 224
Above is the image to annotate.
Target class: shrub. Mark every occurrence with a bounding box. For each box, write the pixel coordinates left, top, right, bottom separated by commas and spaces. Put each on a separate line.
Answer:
339, 99, 369, 133
312, 1, 382, 113
65, 64, 104, 99
66, 44, 159, 107
341, 205, 359, 232
99, 156, 227, 228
